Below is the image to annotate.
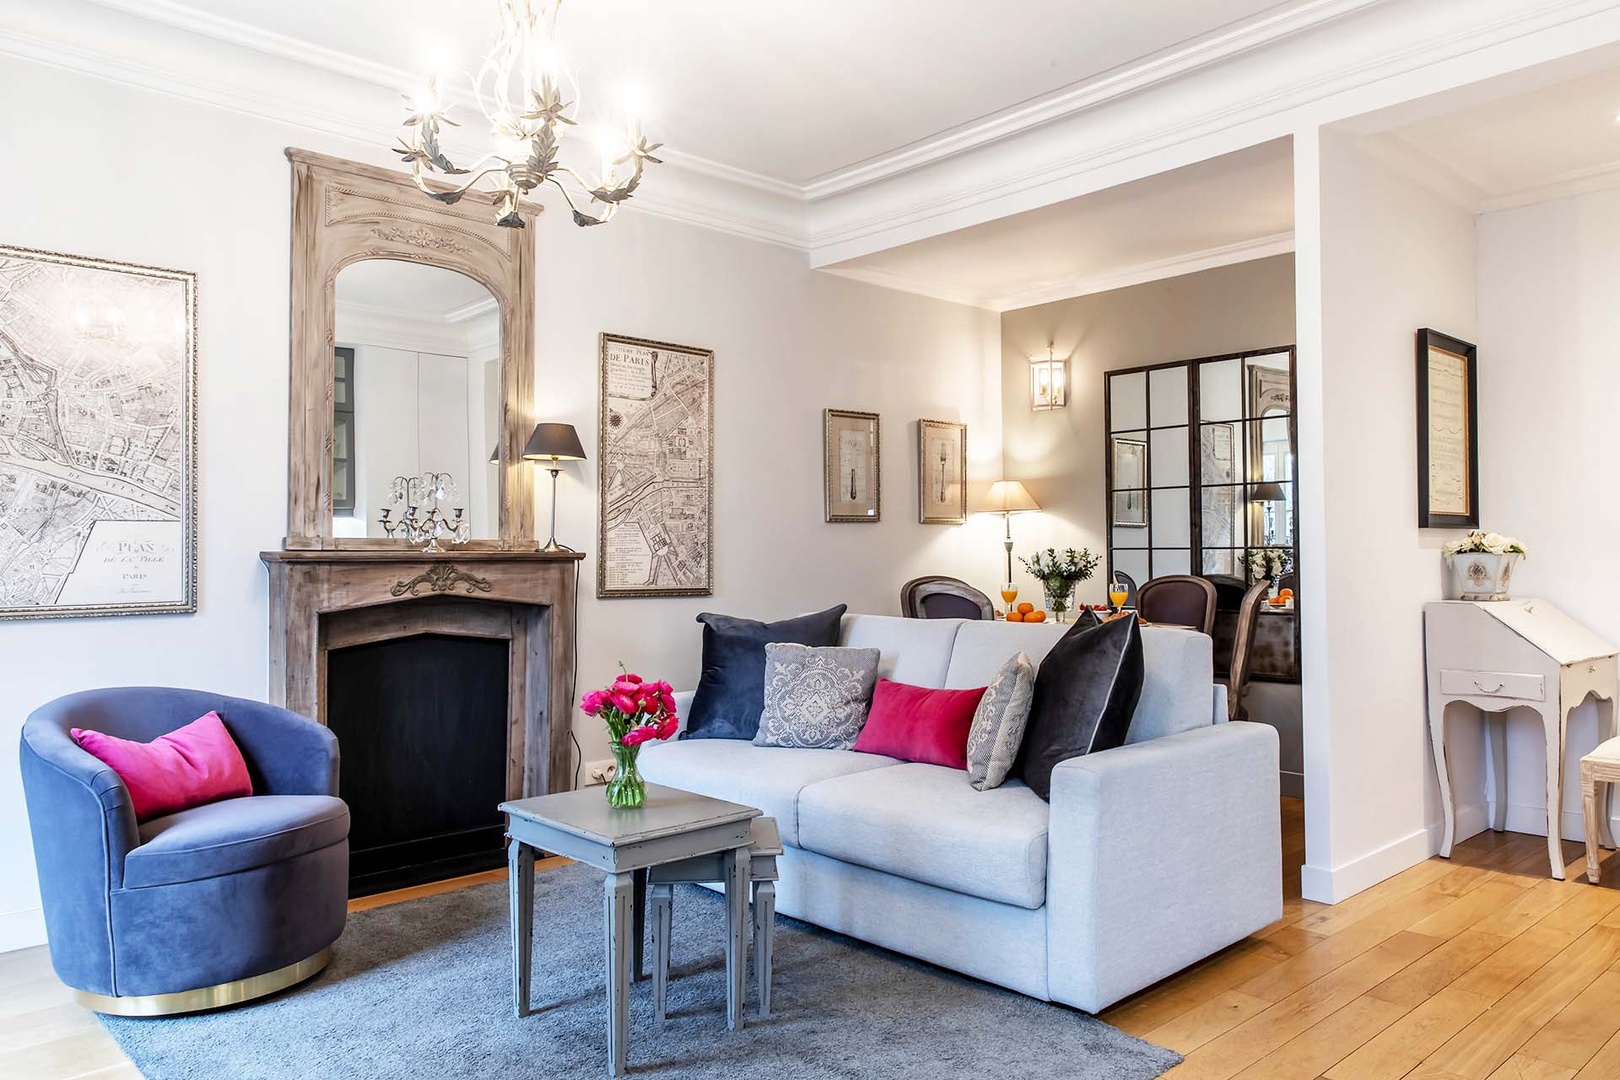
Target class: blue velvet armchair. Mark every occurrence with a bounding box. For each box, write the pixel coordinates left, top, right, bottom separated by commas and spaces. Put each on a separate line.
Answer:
19, 687, 350, 1015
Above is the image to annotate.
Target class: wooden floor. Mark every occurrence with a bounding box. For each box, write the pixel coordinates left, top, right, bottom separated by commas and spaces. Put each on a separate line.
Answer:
4, 807, 1620, 1079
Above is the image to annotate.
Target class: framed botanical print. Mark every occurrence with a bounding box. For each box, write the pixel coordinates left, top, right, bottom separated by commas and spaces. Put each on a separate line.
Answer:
824, 409, 880, 523
1110, 436, 1148, 527
918, 418, 967, 525
1415, 328, 1478, 529
0, 245, 197, 620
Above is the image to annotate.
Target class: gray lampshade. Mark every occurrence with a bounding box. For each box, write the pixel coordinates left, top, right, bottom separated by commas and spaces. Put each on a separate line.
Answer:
1248, 481, 1287, 503
488, 445, 499, 465
522, 423, 586, 462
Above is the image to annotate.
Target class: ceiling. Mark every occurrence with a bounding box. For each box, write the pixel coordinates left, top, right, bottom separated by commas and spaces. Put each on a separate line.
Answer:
825, 139, 1295, 311
335, 260, 494, 321
1346, 43, 1620, 211
99, 0, 1310, 186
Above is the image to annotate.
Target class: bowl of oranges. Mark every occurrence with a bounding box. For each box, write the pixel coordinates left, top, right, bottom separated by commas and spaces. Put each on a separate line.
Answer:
1268, 587, 1295, 608
1004, 603, 1047, 623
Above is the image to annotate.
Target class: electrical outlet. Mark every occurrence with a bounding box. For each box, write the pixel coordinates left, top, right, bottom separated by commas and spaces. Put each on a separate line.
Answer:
584, 758, 617, 786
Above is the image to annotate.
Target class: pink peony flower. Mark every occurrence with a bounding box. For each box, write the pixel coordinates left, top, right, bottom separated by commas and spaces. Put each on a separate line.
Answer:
611, 692, 636, 714
656, 715, 679, 740
580, 690, 610, 716
621, 673, 643, 685
621, 725, 656, 748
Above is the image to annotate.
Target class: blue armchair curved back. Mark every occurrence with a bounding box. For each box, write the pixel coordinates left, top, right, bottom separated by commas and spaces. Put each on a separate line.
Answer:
19, 688, 340, 998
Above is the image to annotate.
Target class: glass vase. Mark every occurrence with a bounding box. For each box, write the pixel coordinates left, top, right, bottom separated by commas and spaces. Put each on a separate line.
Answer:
605, 743, 646, 809
1043, 579, 1076, 624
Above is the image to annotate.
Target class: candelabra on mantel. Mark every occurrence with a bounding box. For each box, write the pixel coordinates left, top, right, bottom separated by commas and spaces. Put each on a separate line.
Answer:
378, 472, 470, 552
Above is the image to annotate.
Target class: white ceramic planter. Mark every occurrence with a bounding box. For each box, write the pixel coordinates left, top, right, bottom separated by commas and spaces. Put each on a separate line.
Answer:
1448, 551, 1520, 601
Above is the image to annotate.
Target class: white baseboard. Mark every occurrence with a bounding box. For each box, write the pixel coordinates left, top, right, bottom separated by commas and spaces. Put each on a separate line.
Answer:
0, 906, 46, 953
1300, 802, 1486, 904
1487, 800, 1620, 843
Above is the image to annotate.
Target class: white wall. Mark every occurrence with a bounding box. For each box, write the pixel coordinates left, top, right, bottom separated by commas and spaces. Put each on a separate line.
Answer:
1298, 129, 1481, 902
0, 56, 1001, 951
1476, 187, 1620, 842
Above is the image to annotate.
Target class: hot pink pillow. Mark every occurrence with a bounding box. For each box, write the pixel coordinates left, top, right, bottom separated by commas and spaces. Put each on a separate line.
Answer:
853, 679, 987, 770
72, 711, 253, 822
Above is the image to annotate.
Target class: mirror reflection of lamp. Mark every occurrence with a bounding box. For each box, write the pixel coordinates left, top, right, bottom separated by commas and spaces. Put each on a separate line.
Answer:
1248, 481, 1287, 546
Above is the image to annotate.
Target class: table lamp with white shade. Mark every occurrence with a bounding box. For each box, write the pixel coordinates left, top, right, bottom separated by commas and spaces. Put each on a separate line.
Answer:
969, 480, 1041, 590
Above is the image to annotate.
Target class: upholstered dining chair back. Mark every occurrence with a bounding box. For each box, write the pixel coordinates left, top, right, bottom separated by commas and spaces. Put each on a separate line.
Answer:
900, 576, 994, 620
1226, 579, 1273, 720
1136, 575, 1217, 635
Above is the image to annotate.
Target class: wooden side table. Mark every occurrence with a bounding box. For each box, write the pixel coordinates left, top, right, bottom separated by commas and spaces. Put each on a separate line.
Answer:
502, 784, 761, 1078
1581, 738, 1620, 883
649, 816, 783, 1021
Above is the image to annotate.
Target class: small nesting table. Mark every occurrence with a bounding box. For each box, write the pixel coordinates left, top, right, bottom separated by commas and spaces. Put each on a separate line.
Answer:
501, 785, 761, 1078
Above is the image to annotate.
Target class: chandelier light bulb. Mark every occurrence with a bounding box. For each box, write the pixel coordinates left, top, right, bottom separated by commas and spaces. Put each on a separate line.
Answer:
395, 0, 661, 229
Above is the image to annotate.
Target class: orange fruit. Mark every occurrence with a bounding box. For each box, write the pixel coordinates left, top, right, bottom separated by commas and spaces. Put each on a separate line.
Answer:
1026, 610, 1047, 623
1005, 611, 1025, 622
1268, 596, 1286, 607
1017, 602, 1034, 614
1279, 588, 1294, 600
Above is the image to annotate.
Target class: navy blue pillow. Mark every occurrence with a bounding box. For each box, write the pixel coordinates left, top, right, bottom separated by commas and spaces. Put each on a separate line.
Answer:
682, 605, 847, 740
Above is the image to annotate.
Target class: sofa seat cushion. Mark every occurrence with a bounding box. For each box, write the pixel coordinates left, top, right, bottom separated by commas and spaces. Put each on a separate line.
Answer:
125, 795, 350, 889
797, 763, 1050, 909
637, 740, 898, 845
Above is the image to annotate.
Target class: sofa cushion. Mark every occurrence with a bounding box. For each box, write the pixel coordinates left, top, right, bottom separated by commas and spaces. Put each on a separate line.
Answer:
853, 679, 985, 769
944, 620, 1214, 745
797, 764, 1049, 909
72, 711, 253, 823
1017, 616, 1144, 800
637, 739, 897, 845
684, 605, 847, 741
966, 652, 1035, 791
754, 643, 881, 750
840, 614, 961, 688
125, 795, 349, 889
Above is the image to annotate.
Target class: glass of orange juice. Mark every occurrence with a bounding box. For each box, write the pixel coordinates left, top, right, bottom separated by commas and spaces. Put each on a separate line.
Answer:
1108, 579, 1128, 611
1000, 584, 1019, 618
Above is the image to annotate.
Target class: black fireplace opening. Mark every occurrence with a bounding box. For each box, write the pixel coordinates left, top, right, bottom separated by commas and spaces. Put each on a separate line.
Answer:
327, 632, 510, 897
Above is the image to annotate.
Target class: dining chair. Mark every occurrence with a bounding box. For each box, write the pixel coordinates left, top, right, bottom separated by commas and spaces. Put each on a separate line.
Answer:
1226, 579, 1272, 720
899, 576, 994, 620
1136, 575, 1217, 634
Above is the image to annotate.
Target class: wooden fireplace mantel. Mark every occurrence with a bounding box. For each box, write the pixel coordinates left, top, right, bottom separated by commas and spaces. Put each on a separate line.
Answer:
261, 548, 583, 798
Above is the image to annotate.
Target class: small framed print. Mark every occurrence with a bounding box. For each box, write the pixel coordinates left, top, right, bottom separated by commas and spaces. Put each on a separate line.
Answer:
918, 418, 967, 525
824, 409, 880, 523
1415, 328, 1479, 529
1110, 436, 1148, 527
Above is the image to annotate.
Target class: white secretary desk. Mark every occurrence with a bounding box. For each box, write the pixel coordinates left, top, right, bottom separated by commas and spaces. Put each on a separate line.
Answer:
1424, 599, 1619, 880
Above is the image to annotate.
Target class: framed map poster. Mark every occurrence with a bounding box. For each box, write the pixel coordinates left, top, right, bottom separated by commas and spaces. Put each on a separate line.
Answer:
1415, 328, 1478, 529
0, 245, 197, 620
824, 409, 880, 523
917, 418, 967, 524
597, 333, 713, 598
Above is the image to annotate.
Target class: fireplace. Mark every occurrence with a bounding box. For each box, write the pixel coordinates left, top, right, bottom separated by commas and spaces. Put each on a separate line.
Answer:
261, 550, 581, 893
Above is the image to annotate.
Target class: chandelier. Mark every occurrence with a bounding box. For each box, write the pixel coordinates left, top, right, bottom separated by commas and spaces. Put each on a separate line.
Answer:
397, 0, 661, 228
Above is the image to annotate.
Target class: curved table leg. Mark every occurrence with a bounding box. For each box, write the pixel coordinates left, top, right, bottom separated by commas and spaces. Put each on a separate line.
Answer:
1429, 692, 1457, 858
1601, 696, 1618, 851
1545, 704, 1568, 881
1488, 711, 1509, 832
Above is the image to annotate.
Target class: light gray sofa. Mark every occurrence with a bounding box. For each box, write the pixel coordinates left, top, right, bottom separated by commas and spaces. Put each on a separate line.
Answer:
639, 613, 1281, 1013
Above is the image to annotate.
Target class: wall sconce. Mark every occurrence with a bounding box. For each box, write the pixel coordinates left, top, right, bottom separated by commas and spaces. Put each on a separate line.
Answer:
1029, 347, 1067, 411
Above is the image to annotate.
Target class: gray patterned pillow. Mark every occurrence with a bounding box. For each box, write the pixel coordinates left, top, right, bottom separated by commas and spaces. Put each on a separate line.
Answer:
753, 643, 881, 750
966, 652, 1036, 791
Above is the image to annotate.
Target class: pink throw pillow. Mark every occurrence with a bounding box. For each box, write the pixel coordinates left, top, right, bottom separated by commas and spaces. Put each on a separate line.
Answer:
72, 711, 253, 822
853, 679, 987, 770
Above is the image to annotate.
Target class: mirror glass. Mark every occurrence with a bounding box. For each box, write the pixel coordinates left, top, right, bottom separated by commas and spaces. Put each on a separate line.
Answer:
1109, 371, 1147, 430
331, 260, 501, 540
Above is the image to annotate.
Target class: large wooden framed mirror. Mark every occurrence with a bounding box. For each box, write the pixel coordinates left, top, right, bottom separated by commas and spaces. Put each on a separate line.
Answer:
284, 148, 540, 550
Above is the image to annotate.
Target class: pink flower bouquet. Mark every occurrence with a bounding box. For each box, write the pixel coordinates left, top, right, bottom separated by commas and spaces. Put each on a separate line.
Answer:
581, 670, 679, 808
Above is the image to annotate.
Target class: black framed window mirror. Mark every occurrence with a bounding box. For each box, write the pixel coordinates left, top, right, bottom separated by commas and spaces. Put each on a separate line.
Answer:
1104, 347, 1299, 679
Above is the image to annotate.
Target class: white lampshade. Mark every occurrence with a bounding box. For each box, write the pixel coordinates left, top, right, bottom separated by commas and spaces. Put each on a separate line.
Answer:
970, 480, 1040, 514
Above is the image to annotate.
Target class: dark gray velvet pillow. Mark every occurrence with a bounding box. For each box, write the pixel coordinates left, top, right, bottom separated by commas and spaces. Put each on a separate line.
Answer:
682, 605, 848, 740
1016, 615, 1144, 800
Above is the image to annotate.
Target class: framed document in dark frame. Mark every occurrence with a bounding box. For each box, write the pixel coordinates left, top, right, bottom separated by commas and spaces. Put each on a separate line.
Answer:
1415, 328, 1479, 529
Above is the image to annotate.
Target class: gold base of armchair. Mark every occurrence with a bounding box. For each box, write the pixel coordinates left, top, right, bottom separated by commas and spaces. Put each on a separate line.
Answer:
74, 947, 332, 1017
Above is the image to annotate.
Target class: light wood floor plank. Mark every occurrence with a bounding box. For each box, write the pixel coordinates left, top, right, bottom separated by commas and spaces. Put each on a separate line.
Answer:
1322, 985, 1494, 1080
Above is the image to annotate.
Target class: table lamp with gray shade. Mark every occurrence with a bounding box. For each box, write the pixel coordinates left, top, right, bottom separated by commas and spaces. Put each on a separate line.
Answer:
968, 480, 1041, 585
522, 422, 587, 553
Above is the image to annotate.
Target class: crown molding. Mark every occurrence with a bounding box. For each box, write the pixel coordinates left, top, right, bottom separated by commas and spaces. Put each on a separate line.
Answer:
825, 232, 1295, 313
445, 296, 500, 324
335, 300, 486, 356
1478, 158, 1620, 212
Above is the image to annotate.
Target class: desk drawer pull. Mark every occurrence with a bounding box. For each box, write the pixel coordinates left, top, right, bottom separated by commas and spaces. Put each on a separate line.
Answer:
1439, 669, 1544, 702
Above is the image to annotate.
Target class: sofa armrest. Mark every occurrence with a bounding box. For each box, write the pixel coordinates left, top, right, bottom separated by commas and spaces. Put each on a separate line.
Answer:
1046, 721, 1281, 1012
219, 699, 340, 797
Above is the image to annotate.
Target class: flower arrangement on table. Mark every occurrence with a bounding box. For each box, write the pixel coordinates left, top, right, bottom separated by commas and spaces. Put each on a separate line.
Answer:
1018, 547, 1099, 623
1441, 531, 1526, 557
580, 670, 679, 809
1247, 546, 1294, 583
1442, 531, 1527, 602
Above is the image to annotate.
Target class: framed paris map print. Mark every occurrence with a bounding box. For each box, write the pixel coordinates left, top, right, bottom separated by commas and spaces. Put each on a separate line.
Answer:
917, 418, 967, 524
597, 333, 713, 598
0, 245, 197, 620
824, 409, 880, 523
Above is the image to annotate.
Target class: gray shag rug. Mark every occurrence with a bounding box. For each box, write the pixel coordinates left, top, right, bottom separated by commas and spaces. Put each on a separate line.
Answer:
101, 864, 1180, 1079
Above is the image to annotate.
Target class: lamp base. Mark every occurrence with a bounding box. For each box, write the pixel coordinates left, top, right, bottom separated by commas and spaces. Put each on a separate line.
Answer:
540, 538, 577, 554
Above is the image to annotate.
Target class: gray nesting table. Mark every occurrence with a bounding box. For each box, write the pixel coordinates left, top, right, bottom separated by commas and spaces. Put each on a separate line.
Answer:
501, 784, 761, 1077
